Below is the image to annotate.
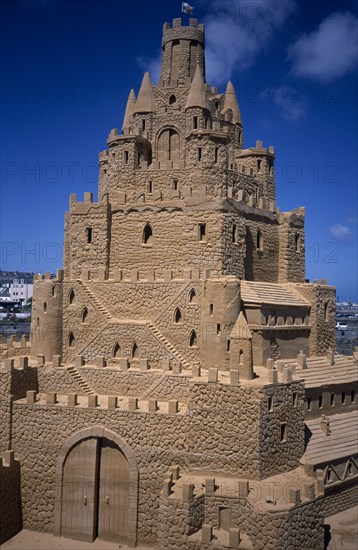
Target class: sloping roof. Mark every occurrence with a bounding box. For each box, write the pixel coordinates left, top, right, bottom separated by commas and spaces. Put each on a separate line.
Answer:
301, 411, 358, 466
286, 354, 358, 388
134, 72, 155, 113
240, 281, 310, 307
185, 65, 208, 110
231, 311, 252, 339
122, 89, 136, 131
0, 287, 10, 297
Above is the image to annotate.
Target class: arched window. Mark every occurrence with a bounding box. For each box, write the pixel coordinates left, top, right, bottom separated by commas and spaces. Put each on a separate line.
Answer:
157, 128, 180, 166
68, 332, 75, 348
189, 330, 197, 347
188, 288, 197, 304
174, 307, 182, 324
239, 349, 243, 363
69, 289, 75, 305
113, 342, 121, 358
143, 223, 153, 245
169, 94, 176, 105
51, 286, 55, 297
256, 230, 263, 251
132, 342, 139, 359
295, 233, 300, 252
82, 307, 89, 323
209, 304, 214, 315
43, 302, 47, 312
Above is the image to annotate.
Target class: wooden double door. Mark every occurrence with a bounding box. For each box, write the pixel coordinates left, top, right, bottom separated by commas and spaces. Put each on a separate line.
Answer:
61, 437, 130, 543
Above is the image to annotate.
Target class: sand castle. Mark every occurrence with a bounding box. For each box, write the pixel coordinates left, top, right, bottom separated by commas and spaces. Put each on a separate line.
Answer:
1, 18, 357, 549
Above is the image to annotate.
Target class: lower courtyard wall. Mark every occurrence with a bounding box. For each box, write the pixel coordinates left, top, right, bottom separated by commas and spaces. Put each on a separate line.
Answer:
157, 492, 325, 549
0, 453, 22, 544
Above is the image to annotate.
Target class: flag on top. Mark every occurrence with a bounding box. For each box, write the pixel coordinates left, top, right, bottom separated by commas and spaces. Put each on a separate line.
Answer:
182, 2, 194, 15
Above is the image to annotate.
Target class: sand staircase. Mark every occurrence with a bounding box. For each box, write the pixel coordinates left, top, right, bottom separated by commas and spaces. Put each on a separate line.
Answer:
66, 365, 95, 395
78, 281, 115, 322
147, 321, 194, 371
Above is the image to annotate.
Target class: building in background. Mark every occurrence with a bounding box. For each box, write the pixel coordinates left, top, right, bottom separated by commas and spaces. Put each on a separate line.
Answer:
0, 272, 33, 306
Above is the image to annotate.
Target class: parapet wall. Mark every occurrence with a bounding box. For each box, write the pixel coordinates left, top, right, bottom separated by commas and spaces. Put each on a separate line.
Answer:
0, 451, 22, 544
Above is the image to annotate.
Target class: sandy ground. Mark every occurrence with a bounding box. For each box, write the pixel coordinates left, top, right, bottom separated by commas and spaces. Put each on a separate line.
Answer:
1, 530, 155, 550
2, 505, 357, 550
326, 505, 358, 550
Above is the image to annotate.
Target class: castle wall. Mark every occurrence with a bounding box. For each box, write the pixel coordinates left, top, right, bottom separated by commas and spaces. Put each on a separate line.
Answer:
295, 283, 336, 355
79, 368, 190, 399
64, 200, 110, 280
321, 483, 358, 517
108, 208, 224, 276
11, 403, 188, 544
158, 489, 324, 549
278, 217, 305, 283
244, 215, 279, 282
0, 370, 12, 453
0, 453, 22, 544
304, 382, 358, 419
0, 363, 38, 453
259, 382, 305, 477
252, 329, 310, 365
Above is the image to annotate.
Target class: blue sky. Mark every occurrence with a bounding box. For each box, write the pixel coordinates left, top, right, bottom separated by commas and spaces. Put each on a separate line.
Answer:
1, 0, 357, 300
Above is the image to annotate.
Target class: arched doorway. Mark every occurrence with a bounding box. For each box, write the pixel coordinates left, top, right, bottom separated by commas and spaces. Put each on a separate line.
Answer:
55, 427, 138, 545
157, 128, 180, 167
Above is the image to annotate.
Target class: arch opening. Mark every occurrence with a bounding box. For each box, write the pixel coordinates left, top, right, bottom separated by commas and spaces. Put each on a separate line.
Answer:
189, 329, 197, 347
143, 223, 153, 245
113, 342, 121, 358
174, 307, 182, 324
68, 332, 75, 348
69, 289, 75, 305
82, 307, 89, 323
54, 427, 138, 546
132, 342, 139, 359
188, 288, 197, 304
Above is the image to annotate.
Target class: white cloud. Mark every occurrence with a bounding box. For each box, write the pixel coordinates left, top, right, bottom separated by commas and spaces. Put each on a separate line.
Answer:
205, 0, 298, 83
260, 85, 306, 121
136, 52, 161, 84
137, 0, 298, 85
288, 12, 358, 81
330, 223, 352, 242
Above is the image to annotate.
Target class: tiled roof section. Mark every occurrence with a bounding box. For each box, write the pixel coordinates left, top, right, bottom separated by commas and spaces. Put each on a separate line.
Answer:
301, 411, 358, 466
240, 281, 310, 307
288, 354, 358, 388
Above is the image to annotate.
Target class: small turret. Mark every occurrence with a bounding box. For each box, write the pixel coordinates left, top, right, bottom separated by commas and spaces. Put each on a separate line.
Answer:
122, 89, 136, 134
185, 65, 208, 110
230, 311, 254, 379
134, 72, 155, 113
222, 81, 242, 125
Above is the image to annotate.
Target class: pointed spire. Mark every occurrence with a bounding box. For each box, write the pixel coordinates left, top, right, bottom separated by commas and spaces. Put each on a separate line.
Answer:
185, 65, 207, 110
231, 311, 252, 340
222, 81, 242, 124
122, 89, 136, 133
134, 72, 155, 113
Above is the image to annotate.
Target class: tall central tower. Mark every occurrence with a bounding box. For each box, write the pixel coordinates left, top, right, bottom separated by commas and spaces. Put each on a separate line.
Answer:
160, 18, 205, 85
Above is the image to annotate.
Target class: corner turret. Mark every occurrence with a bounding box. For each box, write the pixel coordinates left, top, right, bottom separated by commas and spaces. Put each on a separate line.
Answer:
222, 81, 242, 126
122, 89, 136, 134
